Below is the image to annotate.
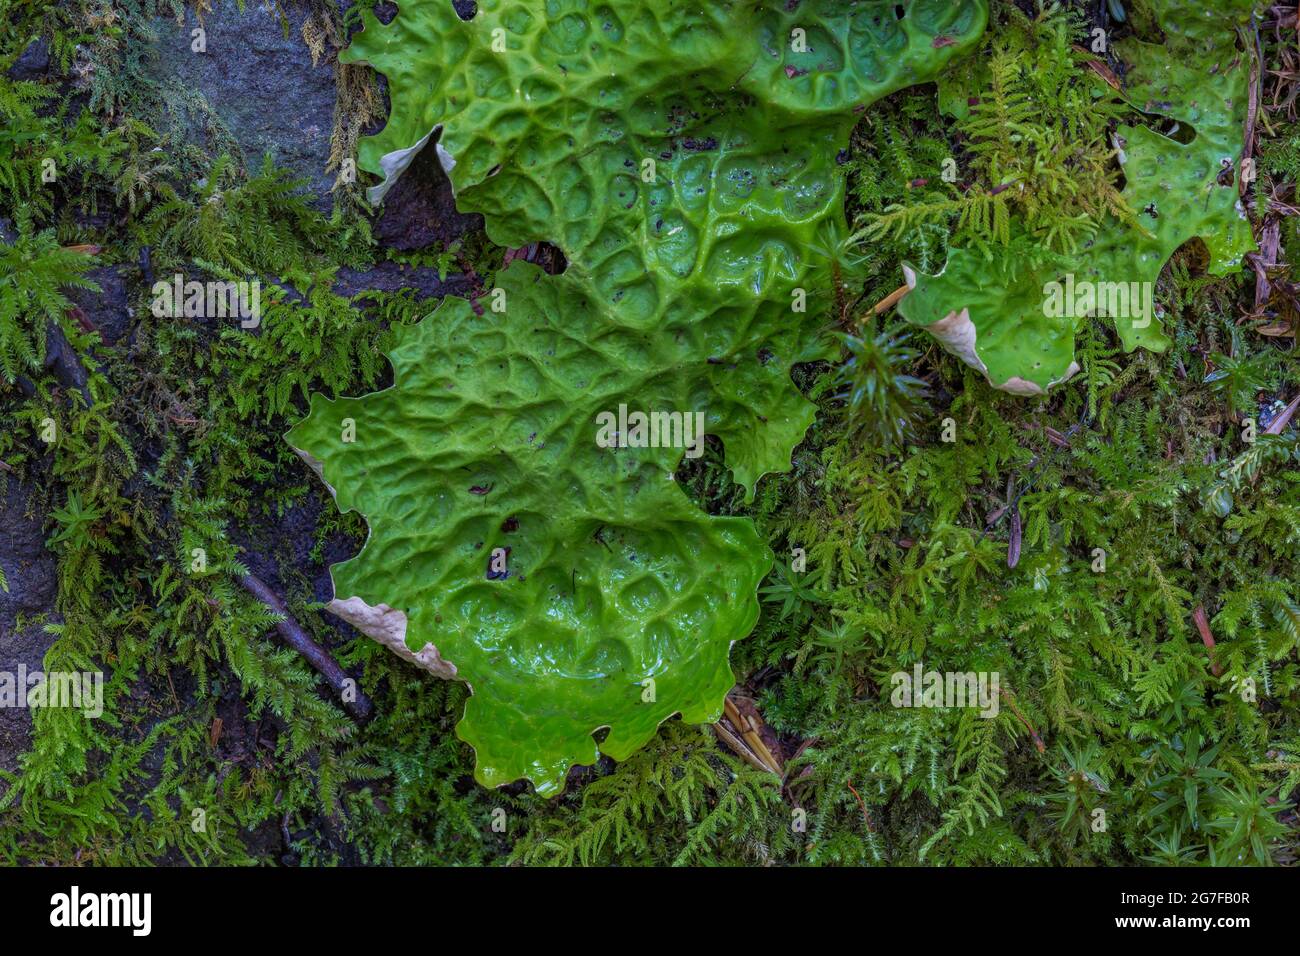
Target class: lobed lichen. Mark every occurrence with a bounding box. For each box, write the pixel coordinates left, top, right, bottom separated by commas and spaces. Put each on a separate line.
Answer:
289, 0, 988, 794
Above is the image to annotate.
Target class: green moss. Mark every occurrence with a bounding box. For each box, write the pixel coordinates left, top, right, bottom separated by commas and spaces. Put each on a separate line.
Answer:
0, 0, 1295, 867
881, 0, 1258, 392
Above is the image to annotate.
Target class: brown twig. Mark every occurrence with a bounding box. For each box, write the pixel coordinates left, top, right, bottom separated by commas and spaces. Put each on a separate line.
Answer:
869, 283, 910, 317
1243, 14, 1263, 198
714, 694, 783, 776
1007, 502, 1022, 569
1192, 605, 1224, 677
1005, 474, 1022, 569
999, 688, 1046, 754
238, 571, 374, 721
1074, 45, 1123, 92
980, 407, 1092, 543
845, 779, 875, 832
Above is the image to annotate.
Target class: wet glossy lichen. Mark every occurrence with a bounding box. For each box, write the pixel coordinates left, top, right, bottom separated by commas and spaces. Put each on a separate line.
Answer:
291, 0, 988, 794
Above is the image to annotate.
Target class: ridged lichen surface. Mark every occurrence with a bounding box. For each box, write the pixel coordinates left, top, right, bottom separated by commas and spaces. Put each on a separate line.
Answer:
289, 0, 988, 795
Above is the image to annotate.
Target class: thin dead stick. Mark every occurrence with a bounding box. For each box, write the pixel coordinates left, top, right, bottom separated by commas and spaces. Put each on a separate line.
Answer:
845, 779, 875, 832
870, 283, 909, 316
724, 696, 783, 774
1243, 14, 1263, 198
713, 721, 771, 775
999, 688, 1046, 754
238, 572, 374, 721
980, 404, 1096, 543
714, 695, 783, 775
1073, 45, 1123, 92
844, 282, 910, 328
1192, 605, 1224, 677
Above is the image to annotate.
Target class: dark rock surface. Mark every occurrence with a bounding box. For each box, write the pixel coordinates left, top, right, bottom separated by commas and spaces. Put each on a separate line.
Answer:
232, 493, 353, 610
333, 260, 475, 302
0, 482, 59, 782
7, 38, 50, 81
41, 319, 91, 405
138, 0, 478, 249
372, 133, 482, 250
0, 4, 479, 778
68, 265, 134, 346
143, 0, 338, 204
